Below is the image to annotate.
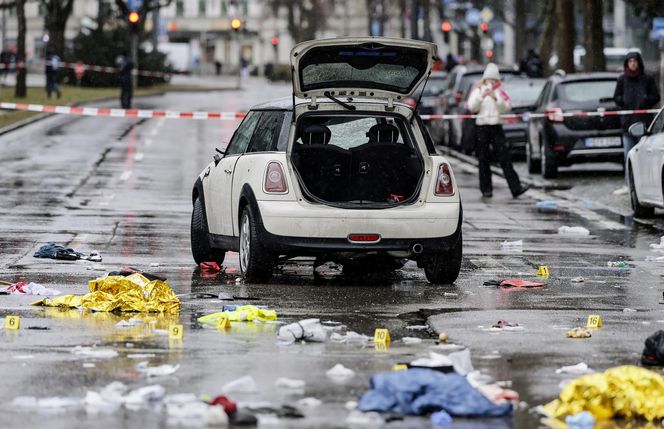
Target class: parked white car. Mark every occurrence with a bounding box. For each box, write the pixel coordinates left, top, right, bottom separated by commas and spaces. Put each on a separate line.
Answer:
626, 111, 664, 216
190, 37, 463, 284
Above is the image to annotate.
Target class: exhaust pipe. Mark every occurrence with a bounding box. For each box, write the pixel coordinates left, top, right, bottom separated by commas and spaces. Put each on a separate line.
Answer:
411, 243, 423, 255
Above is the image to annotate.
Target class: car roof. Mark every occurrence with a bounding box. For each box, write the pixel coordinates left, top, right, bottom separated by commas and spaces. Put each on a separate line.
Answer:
552, 72, 619, 83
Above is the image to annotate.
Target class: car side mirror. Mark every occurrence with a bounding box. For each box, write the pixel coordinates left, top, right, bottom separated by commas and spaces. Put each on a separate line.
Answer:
628, 122, 646, 138
214, 147, 225, 165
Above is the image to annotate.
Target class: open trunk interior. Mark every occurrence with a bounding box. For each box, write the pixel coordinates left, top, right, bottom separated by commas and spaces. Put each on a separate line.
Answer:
291, 114, 424, 206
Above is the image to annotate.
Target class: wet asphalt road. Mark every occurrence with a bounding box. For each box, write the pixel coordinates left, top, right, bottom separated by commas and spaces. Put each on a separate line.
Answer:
1, 80, 664, 429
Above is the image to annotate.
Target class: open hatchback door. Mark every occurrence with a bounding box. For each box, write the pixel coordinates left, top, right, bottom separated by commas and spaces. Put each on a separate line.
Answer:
290, 37, 437, 104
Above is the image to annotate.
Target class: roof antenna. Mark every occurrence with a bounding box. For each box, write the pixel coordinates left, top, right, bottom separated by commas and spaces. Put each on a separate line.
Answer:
410, 70, 431, 124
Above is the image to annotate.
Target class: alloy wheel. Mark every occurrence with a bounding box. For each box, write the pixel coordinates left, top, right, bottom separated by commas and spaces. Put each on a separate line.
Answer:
239, 212, 250, 272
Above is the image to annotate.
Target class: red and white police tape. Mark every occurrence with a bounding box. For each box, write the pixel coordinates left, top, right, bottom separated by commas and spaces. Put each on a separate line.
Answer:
0, 60, 171, 78
0, 101, 659, 121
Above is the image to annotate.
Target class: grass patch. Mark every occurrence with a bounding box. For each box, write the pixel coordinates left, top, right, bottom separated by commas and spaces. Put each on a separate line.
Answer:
0, 83, 227, 130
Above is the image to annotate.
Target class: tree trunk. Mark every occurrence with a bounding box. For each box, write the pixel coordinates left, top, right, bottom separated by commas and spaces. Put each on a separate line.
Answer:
556, 0, 575, 73
410, 0, 418, 39
43, 1, 74, 58
15, 0, 26, 98
514, 0, 526, 60
400, 0, 406, 38
422, 0, 432, 42
538, 0, 556, 75
583, 0, 605, 71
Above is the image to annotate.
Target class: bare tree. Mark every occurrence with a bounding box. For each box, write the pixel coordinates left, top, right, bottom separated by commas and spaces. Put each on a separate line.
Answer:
269, 0, 335, 43
15, 0, 26, 97
538, 0, 556, 75
583, 0, 605, 71
556, 0, 575, 73
41, 0, 74, 58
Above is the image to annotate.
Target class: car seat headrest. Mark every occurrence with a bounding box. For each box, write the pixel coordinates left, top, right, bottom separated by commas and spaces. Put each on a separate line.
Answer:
301, 124, 332, 145
366, 123, 399, 143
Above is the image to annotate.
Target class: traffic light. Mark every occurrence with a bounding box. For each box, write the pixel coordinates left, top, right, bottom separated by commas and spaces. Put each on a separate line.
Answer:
441, 21, 452, 44
231, 18, 242, 32
480, 22, 489, 34
271, 35, 279, 48
128, 11, 140, 33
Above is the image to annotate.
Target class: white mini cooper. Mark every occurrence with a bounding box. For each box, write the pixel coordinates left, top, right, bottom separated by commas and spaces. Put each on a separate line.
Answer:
191, 37, 462, 284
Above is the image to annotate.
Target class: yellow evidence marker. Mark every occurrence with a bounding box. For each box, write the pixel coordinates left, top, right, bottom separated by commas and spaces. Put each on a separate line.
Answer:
5, 315, 20, 330
536, 266, 550, 277
586, 315, 602, 329
216, 314, 231, 330
169, 324, 184, 340
374, 328, 391, 345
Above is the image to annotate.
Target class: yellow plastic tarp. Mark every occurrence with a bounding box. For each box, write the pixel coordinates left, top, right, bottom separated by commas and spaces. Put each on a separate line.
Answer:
197, 305, 277, 325
543, 365, 664, 422
31, 273, 180, 313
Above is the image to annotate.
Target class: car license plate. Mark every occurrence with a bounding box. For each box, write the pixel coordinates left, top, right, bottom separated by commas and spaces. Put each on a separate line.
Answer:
584, 137, 621, 148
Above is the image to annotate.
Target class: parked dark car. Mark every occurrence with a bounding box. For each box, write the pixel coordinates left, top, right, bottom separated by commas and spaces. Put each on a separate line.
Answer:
526, 72, 621, 178
441, 65, 521, 149
404, 71, 448, 143
499, 77, 546, 155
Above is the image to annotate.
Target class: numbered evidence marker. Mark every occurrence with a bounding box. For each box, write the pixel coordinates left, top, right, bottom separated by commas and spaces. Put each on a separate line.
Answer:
5, 315, 20, 330
586, 315, 602, 329
169, 324, 184, 340
216, 314, 231, 330
374, 328, 391, 345
536, 265, 550, 277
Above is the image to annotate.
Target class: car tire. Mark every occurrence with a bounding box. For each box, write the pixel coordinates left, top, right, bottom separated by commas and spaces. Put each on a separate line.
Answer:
423, 231, 462, 285
191, 198, 226, 265
239, 205, 274, 283
541, 136, 558, 179
526, 140, 541, 174
629, 167, 654, 218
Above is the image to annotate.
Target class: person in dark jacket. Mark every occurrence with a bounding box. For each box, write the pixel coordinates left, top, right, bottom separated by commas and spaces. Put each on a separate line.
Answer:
116, 52, 134, 109
519, 49, 544, 78
613, 51, 660, 187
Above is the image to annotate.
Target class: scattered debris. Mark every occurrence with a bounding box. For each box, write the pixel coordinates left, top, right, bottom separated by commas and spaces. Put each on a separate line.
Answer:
641, 330, 664, 366
555, 363, 594, 375
198, 305, 277, 325
483, 279, 545, 290
570, 277, 584, 283
565, 411, 595, 429
405, 325, 429, 331
296, 397, 322, 408
566, 328, 592, 339
221, 375, 258, 393
558, 226, 590, 236
329, 331, 371, 344
33, 243, 102, 262
135, 361, 180, 377
346, 410, 384, 428
438, 332, 448, 343
649, 237, 664, 251
402, 337, 423, 345
1, 281, 62, 296
277, 319, 326, 343
274, 378, 306, 390
326, 364, 355, 381
71, 346, 119, 359
431, 410, 453, 426
607, 261, 628, 268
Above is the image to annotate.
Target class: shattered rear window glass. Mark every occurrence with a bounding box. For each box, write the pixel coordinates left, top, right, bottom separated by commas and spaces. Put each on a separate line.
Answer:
302, 63, 420, 93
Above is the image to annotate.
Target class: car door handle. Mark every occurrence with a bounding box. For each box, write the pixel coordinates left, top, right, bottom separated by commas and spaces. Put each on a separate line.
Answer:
224, 169, 232, 174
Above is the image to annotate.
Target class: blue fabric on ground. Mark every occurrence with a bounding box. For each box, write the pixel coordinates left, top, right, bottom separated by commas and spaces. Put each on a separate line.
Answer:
33, 243, 83, 259
357, 368, 513, 417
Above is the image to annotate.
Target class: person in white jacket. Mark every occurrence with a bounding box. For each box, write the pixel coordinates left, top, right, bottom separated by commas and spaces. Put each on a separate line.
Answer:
467, 63, 529, 198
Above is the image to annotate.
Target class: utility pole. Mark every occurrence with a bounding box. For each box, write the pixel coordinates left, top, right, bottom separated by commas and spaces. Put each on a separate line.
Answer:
503, 0, 515, 66
152, 4, 160, 49
410, 0, 418, 40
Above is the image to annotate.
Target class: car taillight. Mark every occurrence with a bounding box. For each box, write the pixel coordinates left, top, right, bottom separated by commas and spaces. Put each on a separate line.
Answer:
434, 163, 455, 196
348, 234, 381, 243
503, 117, 518, 124
403, 97, 417, 109
546, 107, 564, 123
454, 92, 462, 104
264, 161, 288, 193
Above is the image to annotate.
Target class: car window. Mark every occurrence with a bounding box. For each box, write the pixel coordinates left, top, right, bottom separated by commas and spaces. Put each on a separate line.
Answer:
247, 111, 284, 153
649, 110, 664, 134
225, 111, 260, 156
295, 115, 411, 150
535, 82, 551, 109
503, 80, 546, 106
556, 80, 617, 104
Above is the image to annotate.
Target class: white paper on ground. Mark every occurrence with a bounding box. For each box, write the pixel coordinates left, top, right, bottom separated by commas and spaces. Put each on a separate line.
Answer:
221, 375, 258, 393
326, 364, 355, 380
558, 226, 590, 236
274, 377, 306, 390
555, 362, 594, 375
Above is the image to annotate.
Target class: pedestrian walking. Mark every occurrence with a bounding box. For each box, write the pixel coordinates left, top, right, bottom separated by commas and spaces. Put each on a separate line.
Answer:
116, 52, 134, 109
45, 50, 61, 99
444, 53, 458, 72
519, 49, 544, 78
613, 51, 660, 194
467, 63, 530, 198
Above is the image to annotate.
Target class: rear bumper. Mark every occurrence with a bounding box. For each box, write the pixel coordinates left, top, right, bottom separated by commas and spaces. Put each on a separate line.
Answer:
257, 200, 462, 256
547, 124, 623, 163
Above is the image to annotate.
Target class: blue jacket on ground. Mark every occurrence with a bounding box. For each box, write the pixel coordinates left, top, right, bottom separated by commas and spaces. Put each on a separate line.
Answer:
357, 368, 513, 417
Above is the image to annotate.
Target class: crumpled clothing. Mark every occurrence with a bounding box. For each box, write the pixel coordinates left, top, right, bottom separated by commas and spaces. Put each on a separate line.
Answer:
197, 305, 277, 325
566, 327, 592, 339
30, 273, 180, 313
482, 279, 545, 290
543, 365, 664, 421
641, 330, 664, 366
277, 318, 327, 343
33, 243, 102, 262
2, 281, 62, 296
357, 368, 513, 417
